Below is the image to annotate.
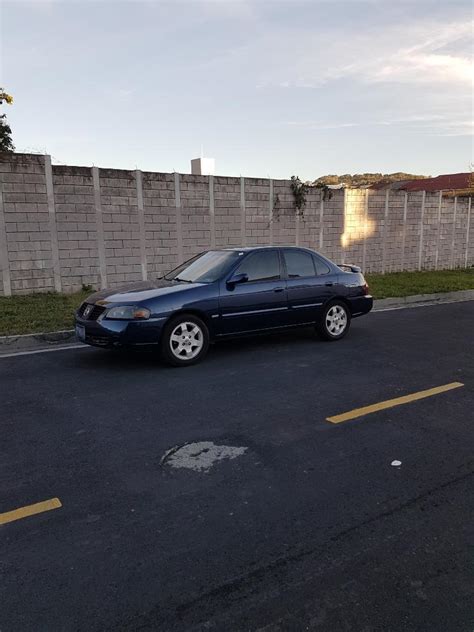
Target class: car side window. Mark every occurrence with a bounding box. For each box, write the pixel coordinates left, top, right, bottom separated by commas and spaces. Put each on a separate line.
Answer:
284, 250, 316, 278
235, 251, 281, 282
313, 255, 331, 275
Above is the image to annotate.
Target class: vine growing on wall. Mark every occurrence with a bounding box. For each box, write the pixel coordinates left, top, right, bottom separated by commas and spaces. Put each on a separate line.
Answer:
271, 192, 281, 223
290, 175, 309, 218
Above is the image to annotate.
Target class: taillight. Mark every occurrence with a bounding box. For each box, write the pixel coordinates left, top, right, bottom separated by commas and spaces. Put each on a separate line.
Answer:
362, 282, 369, 295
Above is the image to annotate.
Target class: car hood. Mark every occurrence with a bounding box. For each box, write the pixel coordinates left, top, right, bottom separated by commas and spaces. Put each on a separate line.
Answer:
85, 279, 206, 304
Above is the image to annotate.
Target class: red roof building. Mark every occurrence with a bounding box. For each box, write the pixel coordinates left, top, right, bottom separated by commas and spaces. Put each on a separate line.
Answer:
371, 173, 471, 192
402, 173, 470, 192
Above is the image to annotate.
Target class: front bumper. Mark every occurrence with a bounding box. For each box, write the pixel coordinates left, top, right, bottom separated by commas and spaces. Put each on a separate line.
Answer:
75, 315, 167, 348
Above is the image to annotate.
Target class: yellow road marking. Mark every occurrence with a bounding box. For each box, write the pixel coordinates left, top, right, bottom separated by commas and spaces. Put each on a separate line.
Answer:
327, 382, 464, 424
0, 498, 62, 526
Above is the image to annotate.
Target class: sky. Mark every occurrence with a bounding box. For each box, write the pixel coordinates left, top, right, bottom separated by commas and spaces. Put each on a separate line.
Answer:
0, 0, 472, 180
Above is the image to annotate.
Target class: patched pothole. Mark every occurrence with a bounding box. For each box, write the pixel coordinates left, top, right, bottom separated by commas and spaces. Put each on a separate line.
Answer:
161, 441, 248, 473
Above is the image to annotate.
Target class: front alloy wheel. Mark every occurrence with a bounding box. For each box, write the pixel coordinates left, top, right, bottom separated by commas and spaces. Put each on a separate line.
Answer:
317, 301, 351, 341
161, 315, 209, 366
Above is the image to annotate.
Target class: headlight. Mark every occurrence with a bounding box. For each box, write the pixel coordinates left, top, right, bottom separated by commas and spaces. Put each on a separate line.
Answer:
105, 306, 151, 320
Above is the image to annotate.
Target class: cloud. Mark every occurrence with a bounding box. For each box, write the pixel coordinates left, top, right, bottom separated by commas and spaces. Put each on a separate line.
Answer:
240, 11, 472, 141
365, 20, 473, 85
284, 115, 474, 137
286, 121, 359, 130
199, 0, 255, 19
376, 115, 447, 125
116, 88, 134, 100
430, 121, 474, 137
251, 18, 473, 89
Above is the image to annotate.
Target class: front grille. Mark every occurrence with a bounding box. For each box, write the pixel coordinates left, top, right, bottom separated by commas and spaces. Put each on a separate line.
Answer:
78, 303, 106, 321
88, 305, 106, 320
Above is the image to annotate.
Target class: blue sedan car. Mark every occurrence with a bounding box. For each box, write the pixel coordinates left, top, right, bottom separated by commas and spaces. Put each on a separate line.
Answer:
75, 246, 372, 366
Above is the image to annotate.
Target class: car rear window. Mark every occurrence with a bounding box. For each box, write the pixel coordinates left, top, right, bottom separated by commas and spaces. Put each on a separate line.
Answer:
284, 250, 316, 278
313, 255, 331, 275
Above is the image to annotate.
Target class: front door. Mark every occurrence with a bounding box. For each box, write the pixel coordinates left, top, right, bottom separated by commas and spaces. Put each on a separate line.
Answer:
217, 249, 289, 334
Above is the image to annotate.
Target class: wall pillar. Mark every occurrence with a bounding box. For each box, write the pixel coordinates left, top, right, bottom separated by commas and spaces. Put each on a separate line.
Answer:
44, 155, 62, 292
92, 166, 108, 289
381, 190, 390, 273
174, 172, 184, 264
418, 190, 426, 271
435, 191, 443, 269
0, 180, 11, 296
209, 175, 216, 248
268, 179, 273, 245
240, 177, 246, 246
319, 197, 324, 252
465, 197, 472, 268
362, 189, 368, 271
135, 170, 147, 280
400, 192, 408, 271
451, 196, 458, 269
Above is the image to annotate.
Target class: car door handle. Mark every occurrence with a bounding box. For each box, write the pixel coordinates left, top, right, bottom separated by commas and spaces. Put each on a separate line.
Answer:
325, 282, 334, 286
273, 287, 285, 292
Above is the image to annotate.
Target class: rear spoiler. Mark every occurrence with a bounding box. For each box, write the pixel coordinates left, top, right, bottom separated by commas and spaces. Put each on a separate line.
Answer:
338, 263, 361, 273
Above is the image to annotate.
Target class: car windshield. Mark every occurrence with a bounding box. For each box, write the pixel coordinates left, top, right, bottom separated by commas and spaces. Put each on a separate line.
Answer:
164, 250, 240, 283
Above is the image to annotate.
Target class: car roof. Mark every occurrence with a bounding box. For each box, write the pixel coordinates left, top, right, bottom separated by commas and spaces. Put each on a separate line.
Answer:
221, 246, 310, 252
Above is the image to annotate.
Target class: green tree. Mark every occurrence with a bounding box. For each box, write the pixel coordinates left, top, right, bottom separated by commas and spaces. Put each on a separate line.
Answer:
0, 88, 14, 152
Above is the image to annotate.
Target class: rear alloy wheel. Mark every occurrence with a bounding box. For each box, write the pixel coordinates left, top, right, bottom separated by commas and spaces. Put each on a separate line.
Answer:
317, 300, 351, 341
161, 315, 209, 366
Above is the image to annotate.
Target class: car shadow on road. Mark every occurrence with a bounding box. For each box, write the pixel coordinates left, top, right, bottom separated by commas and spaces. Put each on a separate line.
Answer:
74, 327, 328, 370
74, 325, 367, 373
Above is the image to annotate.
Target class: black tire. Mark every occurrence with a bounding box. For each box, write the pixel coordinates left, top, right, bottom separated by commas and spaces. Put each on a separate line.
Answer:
317, 300, 351, 341
161, 314, 210, 366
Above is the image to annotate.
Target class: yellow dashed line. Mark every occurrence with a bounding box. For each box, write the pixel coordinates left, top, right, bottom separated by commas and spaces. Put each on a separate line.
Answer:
0, 498, 62, 526
327, 382, 464, 424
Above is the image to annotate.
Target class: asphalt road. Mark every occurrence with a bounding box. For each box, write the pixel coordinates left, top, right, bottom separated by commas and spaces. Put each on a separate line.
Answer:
1, 302, 473, 632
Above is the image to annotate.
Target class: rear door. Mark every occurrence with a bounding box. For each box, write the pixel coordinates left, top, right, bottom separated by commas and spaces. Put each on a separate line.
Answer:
217, 249, 289, 334
283, 249, 335, 325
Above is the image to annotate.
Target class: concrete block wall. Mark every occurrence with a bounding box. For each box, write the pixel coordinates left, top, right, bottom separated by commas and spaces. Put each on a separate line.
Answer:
341, 189, 366, 269
180, 174, 211, 259
298, 186, 322, 253
420, 192, 439, 271
214, 177, 242, 248
0, 153, 472, 296
385, 192, 407, 273
272, 180, 299, 248
364, 190, 386, 273
244, 178, 270, 247
0, 154, 54, 294
142, 171, 178, 280
452, 197, 471, 270
53, 165, 100, 291
98, 169, 142, 286
320, 190, 345, 264
403, 191, 425, 272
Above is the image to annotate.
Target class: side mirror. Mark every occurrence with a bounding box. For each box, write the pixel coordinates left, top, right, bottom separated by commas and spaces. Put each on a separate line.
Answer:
226, 272, 248, 289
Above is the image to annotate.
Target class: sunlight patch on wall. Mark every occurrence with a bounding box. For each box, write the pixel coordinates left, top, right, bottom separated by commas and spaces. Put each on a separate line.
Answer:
340, 190, 375, 247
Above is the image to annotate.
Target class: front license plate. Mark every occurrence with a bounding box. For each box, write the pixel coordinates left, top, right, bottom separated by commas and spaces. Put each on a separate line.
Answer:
76, 324, 85, 341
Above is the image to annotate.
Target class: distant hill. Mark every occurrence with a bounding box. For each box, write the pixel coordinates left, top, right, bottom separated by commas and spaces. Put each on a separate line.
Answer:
313, 173, 429, 187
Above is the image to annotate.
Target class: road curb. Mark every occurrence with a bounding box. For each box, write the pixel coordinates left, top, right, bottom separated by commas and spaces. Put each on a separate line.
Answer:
372, 289, 474, 311
0, 329, 77, 355
1, 289, 473, 356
